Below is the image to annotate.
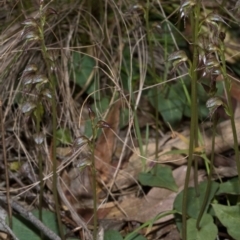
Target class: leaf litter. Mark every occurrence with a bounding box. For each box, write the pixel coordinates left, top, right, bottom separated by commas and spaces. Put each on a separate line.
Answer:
57, 100, 240, 239
0, 1, 240, 240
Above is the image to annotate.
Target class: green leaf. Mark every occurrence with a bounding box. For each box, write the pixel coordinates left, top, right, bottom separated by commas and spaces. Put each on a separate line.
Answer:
104, 230, 123, 240
56, 128, 72, 145
124, 233, 147, 240
174, 181, 219, 219
212, 204, 240, 240
186, 214, 217, 240
138, 164, 178, 192
84, 119, 93, 138
148, 82, 187, 126
95, 97, 110, 113
10, 209, 63, 240
72, 53, 96, 97
216, 178, 240, 195
158, 97, 183, 126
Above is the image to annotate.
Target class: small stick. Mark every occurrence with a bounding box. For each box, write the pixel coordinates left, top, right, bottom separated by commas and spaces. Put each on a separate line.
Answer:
0, 213, 19, 240
0, 100, 12, 228
0, 196, 61, 240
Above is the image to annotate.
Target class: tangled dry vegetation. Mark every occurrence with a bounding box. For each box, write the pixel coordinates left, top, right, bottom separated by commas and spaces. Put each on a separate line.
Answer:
1, 0, 240, 240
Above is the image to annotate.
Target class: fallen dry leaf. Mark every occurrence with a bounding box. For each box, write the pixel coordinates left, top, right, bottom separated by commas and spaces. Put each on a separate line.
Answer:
56, 100, 122, 226
94, 100, 122, 183
213, 153, 237, 178
104, 166, 206, 223
110, 115, 240, 192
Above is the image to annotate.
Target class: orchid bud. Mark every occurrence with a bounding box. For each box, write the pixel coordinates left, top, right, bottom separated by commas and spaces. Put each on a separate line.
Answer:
206, 96, 223, 109
206, 12, 230, 27
23, 73, 48, 85
168, 50, 188, 62
73, 136, 89, 149
205, 57, 220, 68
21, 102, 36, 113
23, 31, 40, 41
168, 50, 188, 73
22, 18, 38, 28
33, 132, 45, 145
41, 89, 52, 99
206, 96, 224, 117
87, 106, 96, 120
211, 67, 221, 76
96, 120, 111, 129
23, 64, 38, 74
180, 0, 196, 18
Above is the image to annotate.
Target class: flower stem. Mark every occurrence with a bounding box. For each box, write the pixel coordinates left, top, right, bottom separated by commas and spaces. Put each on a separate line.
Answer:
38, 5, 65, 239
219, 42, 240, 186
182, 2, 201, 239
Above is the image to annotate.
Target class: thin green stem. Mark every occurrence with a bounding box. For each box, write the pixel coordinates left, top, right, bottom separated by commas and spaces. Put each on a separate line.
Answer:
182, 2, 201, 239
145, 0, 159, 160
219, 43, 240, 187
134, 111, 145, 170
36, 103, 43, 238
50, 75, 65, 240
124, 210, 177, 240
196, 116, 217, 229
91, 122, 98, 240
38, 5, 65, 240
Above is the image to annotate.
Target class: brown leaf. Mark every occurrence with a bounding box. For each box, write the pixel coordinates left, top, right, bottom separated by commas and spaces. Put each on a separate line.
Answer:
94, 100, 122, 183
104, 166, 205, 223
213, 154, 237, 177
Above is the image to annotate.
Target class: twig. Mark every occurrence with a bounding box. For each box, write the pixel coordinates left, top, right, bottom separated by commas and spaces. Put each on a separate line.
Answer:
0, 100, 12, 228
0, 210, 19, 240
57, 178, 92, 240
0, 196, 61, 240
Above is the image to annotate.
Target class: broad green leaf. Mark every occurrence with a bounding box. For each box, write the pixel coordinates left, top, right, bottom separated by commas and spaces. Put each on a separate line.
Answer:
148, 83, 187, 126
56, 128, 72, 145
183, 82, 209, 119
10, 209, 62, 240
104, 230, 123, 240
95, 97, 110, 114
216, 178, 240, 195
138, 164, 178, 192
72, 53, 96, 97
158, 97, 183, 126
174, 181, 219, 219
174, 213, 182, 232
124, 233, 147, 240
212, 204, 240, 240
186, 214, 217, 240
